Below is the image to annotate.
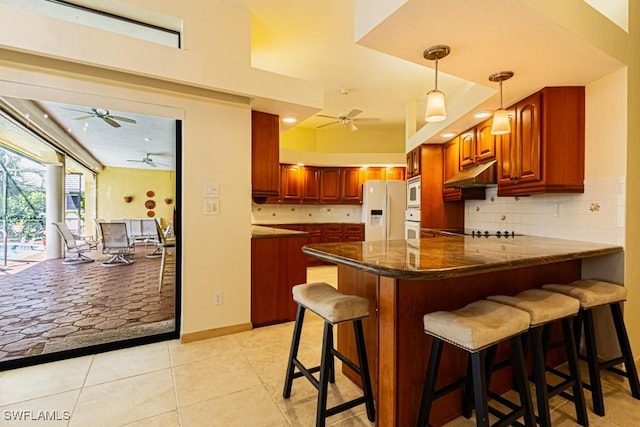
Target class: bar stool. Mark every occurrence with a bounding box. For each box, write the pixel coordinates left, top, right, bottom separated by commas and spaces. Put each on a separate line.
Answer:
283, 282, 375, 427
417, 300, 535, 427
487, 289, 588, 426
543, 279, 640, 416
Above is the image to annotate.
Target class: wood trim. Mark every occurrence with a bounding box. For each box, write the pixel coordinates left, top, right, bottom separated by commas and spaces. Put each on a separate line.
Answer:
378, 276, 398, 427
180, 323, 252, 343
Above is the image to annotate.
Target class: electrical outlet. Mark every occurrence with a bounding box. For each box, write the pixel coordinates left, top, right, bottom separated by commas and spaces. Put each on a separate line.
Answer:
554, 203, 560, 217
213, 291, 223, 305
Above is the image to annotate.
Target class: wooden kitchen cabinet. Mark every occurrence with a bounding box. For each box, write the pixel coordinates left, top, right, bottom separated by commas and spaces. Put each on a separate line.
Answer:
251, 234, 307, 327
362, 166, 406, 182
279, 164, 304, 201
319, 168, 341, 203
302, 166, 321, 202
443, 138, 462, 201
324, 224, 343, 243
497, 87, 584, 196
475, 119, 497, 163
251, 111, 280, 198
385, 167, 406, 181
406, 146, 422, 178
343, 223, 365, 241
459, 131, 476, 169
341, 167, 362, 203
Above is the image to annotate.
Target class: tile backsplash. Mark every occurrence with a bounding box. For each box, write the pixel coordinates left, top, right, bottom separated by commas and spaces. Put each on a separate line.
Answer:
465, 176, 625, 246
252, 204, 363, 224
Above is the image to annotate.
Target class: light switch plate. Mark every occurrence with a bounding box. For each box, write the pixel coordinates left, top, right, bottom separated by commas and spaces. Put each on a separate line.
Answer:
203, 182, 219, 197
203, 198, 219, 215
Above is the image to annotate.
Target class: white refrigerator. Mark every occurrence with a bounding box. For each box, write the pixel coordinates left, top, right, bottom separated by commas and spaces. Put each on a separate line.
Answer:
362, 180, 407, 241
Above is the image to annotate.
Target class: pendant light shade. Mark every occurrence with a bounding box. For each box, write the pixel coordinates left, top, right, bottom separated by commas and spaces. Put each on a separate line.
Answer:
489, 71, 514, 135
425, 90, 446, 122
423, 45, 451, 123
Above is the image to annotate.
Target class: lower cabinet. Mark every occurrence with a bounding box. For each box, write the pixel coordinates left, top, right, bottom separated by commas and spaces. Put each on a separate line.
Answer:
251, 235, 308, 327
271, 223, 365, 266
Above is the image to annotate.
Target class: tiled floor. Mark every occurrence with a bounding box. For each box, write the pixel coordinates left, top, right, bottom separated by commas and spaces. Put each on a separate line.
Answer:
0, 266, 638, 426
0, 245, 175, 362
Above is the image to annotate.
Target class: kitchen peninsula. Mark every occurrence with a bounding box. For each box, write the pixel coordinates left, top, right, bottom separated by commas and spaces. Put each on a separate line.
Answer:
302, 235, 622, 426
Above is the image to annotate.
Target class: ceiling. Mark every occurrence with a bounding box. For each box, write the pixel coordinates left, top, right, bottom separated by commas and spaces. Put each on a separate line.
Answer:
0, 0, 625, 170
249, 0, 625, 143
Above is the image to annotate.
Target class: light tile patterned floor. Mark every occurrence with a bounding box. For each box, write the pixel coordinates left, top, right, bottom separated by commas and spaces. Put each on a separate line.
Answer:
0, 266, 638, 426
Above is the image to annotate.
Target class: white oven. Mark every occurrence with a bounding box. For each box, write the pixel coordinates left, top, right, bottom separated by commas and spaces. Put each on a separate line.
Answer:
407, 176, 421, 208
404, 209, 421, 240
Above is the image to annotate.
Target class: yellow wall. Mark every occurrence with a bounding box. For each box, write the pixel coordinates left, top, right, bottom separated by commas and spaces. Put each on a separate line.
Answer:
96, 167, 175, 227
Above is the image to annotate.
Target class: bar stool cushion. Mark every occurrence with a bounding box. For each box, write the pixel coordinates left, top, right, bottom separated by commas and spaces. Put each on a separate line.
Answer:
292, 282, 369, 324
423, 300, 530, 352
487, 289, 580, 326
543, 279, 627, 309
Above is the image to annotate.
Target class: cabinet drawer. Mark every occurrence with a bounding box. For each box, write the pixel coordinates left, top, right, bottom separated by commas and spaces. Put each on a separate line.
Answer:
343, 224, 364, 234
306, 225, 323, 234
325, 224, 343, 234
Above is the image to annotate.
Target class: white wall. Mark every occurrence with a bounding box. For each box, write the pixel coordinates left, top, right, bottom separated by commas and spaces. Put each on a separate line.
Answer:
465, 68, 627, 246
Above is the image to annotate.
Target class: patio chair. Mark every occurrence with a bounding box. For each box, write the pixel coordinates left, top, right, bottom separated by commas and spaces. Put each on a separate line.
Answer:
98, 222, 135, 267
52, 222, 94, 264
150, 219, 176, 291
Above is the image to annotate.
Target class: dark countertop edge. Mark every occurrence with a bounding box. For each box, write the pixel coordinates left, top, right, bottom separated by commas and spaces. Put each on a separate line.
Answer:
251, 225, 309, 239
301, 246, 623, 280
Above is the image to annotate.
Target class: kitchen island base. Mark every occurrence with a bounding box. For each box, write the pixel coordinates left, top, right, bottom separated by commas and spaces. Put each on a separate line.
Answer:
337, 260, 582, 427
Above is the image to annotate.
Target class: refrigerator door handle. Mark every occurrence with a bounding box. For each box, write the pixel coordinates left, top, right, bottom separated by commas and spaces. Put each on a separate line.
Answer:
385, 190, 390, 241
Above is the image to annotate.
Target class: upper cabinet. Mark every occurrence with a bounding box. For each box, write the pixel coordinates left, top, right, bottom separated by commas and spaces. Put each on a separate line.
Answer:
443, 138, 462, 201
406, 146, 421, 178
459, 119, 496, 168
497, 87, 584, 196
251, 111, 280, 198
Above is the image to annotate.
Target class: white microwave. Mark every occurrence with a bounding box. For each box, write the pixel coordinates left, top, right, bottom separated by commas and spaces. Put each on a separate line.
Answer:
407, 176, 421, 208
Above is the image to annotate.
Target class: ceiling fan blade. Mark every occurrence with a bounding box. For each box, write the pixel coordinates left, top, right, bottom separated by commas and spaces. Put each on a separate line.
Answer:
109, 115, 137, 124
316, 114, 339, 119
73, 115, 94, 120
345, 109, 362, 119
62, 107, 92, 114
317, 121, 339, 129
102, 117, 121, 128
353, 117, 381, 124
127, 159, 144, 163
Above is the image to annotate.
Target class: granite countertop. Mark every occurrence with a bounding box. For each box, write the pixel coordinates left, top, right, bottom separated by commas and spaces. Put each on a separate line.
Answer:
302, 235, 622, 280
251, 225, 309, 239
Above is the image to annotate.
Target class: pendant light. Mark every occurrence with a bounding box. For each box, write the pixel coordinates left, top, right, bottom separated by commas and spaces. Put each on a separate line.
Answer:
423, 45, 451, 123
489, 71, 514, 135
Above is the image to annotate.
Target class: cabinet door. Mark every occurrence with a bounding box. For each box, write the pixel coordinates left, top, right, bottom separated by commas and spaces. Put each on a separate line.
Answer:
515, 92, 541, 183
343, 224, 364, 241
475, 119, 497, 163
459, 131, 476, 168
302, 166, 320, 202
412, 147, 421, 176
406, 152, 414, 178
320, 168, 341, 202
324, 224, 343, 243
442, 138, 462, 201
251, 111, 280, 197
341, 167, 362, 203
279, 164, 303, 201
496, 108, 516, 186
385, 167, 406, 181
363, 167, 384, 182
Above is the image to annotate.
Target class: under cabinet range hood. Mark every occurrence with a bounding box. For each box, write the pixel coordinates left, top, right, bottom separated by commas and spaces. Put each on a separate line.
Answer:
444, 160, 497, 188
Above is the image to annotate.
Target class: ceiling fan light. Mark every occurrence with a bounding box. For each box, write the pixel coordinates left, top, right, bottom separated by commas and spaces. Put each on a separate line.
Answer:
491, 109, 511, 135
348, 122, 358, 132
425, 90, 447, 122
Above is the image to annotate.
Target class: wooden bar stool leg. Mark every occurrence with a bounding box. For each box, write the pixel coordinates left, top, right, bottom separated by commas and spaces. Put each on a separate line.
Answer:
283, 305, 306, 398
582, 309, 605, 416
510, 334, 536, 427
316, 322, 334, 427
530, 326, 552, 427
610, 302, 640, 399
417, 338, 443, 427
353, 319, 375, 422
470, 350, 490, 427
562, 317, 589, 426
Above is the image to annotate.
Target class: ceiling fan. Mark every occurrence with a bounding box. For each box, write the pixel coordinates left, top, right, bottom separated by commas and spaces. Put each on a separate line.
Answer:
126, 153, 167, 168
316, 89, 381, 131
64, 107, 137, 128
